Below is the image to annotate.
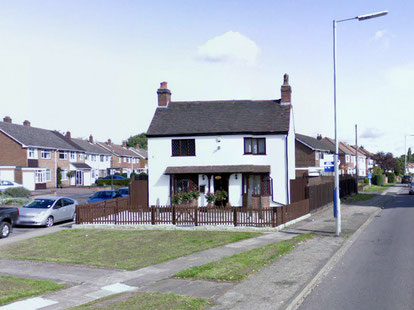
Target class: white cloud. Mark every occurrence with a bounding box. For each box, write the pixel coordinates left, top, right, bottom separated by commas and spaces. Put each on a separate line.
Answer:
197, 31, 259, 65
374, 30, 387, 40
371, 29, 391, 48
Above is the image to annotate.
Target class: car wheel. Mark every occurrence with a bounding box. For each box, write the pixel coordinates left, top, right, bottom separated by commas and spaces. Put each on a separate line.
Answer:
0, 222, 11, 238
46, 216, 54, 227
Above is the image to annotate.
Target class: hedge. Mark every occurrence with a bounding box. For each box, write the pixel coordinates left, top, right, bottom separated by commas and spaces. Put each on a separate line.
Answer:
3, 187, 31, 198
387, 173, 395, 183
372, 174, 385, 186
96, 179, 131, 186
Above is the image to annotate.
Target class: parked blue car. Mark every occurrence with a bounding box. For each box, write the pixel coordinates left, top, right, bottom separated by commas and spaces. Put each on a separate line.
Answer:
116, 187, 129, 197
87, 190, 120, 203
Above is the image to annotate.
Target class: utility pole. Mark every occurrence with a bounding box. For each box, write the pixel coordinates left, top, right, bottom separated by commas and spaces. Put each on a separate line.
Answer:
355, 124, 358, 193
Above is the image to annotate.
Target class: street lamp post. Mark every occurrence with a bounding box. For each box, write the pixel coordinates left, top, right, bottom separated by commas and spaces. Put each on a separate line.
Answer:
333, 10, 388, 237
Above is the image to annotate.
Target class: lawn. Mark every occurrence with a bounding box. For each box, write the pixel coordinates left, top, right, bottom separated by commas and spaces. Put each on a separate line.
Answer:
0, 229, 260, 270
0, 276, 64, 306
343, 193, 376, 202
362, 184, 393, 192
72, 292, 210, 310
175, 233, 314, 282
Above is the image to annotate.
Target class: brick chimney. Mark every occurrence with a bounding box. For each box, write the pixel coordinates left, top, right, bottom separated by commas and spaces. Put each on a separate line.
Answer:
317, 134, 322, 140
107, 139, 112, 145
122, 141, 127, 147
89, 135, 94, 143
3, 116, 12, 123
23, 120, 31, 127
280, 73, 292, 105
65, 131, 71, 139
157, 81, 171, 107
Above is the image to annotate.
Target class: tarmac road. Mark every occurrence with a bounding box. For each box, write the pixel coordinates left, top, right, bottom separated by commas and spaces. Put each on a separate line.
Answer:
298, 185, 414, 310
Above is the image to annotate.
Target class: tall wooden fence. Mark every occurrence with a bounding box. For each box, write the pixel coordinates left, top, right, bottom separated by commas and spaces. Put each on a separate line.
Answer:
76, 198, 310, 228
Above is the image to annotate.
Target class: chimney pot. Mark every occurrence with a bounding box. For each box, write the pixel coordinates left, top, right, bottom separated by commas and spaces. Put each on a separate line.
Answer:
317, 134, 322, 140
89, 135, 94, 143
107, 139, 112, 145
65, 131, 71, 139
157, 81, 171, 107
3, 116, 12, 123
23, 120, 31, 127
280, 73, 292, 105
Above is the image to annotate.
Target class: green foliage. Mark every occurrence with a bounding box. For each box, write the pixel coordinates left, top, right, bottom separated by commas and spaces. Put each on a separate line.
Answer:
67, 171, 75, 178
372, 174, 385, 186
386, 172, 395, 183
364, 178, 369, 184
171, 190, 200, 205
56, 167, 62, 188
96, 179, 131, 186
203, 190, 229, 206
4, 187, 30, 198
373, 166, 383, 176
121, 173, 128, 178
127, 133, 147, 150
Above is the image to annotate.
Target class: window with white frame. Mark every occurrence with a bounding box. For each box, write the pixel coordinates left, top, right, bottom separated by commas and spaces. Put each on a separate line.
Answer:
106, 156, 110, 161
345, 155, 350, 163
315, 152, 320, 160
41, 150, 51, 159
70, 152, 76, 160
46, 169, 51, 182
85, 154, 89, 160
35, 169, 46, 183
123, 157, 127, 163
28, 148, 37, 159
92, 155, 96, 161
127, 157, 131, 163
100, 155, 104, 162
61, 169, 68, 180
79, 153, 84, 160
351, 156, 355, 163
59, 151, 68, 160
118, 157, 121, 163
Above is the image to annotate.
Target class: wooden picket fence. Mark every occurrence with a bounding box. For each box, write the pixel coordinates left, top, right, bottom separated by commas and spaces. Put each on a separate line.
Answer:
76, 198, 310, 228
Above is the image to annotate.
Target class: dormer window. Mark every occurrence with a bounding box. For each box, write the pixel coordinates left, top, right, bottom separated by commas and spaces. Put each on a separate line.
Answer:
172, 139, 195, 156
244, 138, 266, 155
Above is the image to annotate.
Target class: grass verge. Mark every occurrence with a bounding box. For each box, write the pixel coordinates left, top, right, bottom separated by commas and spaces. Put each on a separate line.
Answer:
343, 193, 376, 202
71, 292, 210, 310
362, 185, 389, 192
0, 229, 260, 270
0, 276, 64, 306
175, 233, 314, 281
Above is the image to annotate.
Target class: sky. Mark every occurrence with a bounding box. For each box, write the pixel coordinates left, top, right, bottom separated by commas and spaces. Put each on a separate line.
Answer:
0, 0, 413, 156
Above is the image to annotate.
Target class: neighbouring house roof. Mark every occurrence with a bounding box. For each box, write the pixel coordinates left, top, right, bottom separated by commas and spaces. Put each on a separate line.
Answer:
164, 165, 271, 175
69, 138, 112, 155
70, 162, 92, 170
295, 133, 335, 152
147, 100, 291, 137
130, 147, 148, 159
0, 121, 81, 151
97, 142, 139, 157
322, 138, 352, 155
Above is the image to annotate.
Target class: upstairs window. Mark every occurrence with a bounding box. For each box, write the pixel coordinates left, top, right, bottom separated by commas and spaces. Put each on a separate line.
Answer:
70, 152, 76, 160
100, 155, 105, 162
41, 150, 52, 159
79, 153, 84, 160
172, 139, 195, 156
244, 138, 266, 155
28, 148, 37, 159
59, 152, 67, 160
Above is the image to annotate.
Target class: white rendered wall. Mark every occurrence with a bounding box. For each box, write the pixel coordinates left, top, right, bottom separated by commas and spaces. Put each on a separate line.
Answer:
85, 154, 111, 182
148, 133, 292, 206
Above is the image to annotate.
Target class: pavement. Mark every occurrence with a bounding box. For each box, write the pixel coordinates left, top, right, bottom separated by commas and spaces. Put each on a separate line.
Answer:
0, 185, 400, 310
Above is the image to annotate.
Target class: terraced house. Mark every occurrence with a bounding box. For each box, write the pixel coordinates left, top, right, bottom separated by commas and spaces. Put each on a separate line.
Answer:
0, 117, 88, 189
147, 75, 296, 208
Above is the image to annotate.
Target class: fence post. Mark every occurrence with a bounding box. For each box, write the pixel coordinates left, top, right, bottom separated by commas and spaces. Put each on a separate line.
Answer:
233, 208, 238, 226
271, 208, 275, 227
151, 206, 155, 225
194, 206, 198, 226
172, 205, 176, 225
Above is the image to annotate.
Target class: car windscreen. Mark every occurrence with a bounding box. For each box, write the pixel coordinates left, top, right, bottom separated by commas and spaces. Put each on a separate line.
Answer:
24, 199, 55, 209
91, 191, 113, 199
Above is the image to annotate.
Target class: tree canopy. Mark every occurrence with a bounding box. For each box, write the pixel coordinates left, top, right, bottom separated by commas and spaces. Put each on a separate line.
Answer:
127, 133, 147, 150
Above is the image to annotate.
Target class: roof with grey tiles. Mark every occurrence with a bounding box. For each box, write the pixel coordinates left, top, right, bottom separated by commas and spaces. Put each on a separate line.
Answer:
0, 121, 81, 151
69, 138, 112, 155
296, 133, 335, 152
131, 147, 148, 159
97, 142, 139, 157
147, 100, 291, 137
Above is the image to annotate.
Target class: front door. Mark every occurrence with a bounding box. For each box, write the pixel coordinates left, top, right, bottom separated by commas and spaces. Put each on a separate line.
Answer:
75, 170, 83, 186
213, 174, 229, 206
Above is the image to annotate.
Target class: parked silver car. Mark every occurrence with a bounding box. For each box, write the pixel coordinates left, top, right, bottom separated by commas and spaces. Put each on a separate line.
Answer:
16, 196, 77, 227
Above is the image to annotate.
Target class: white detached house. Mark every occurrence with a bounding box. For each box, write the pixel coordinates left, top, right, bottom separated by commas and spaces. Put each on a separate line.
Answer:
146, 75, 296, 208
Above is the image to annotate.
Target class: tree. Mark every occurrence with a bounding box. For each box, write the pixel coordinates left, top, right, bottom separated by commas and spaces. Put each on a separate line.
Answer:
373, 152, 398, 173
408, 148, 413, 163
127, 133, 147, 150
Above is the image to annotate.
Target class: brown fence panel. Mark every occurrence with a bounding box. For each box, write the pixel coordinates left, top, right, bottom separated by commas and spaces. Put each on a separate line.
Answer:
130, 179, 148, 208
290, 178, 308, 203
284, 199, 310, 222
308, 182, 334, 212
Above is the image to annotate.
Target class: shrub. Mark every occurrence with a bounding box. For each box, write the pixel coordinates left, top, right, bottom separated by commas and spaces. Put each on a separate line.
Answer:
4, 187, 31, 198
364, 178, 369, 184
372, 174, 385, 186
373, 166, 383, 176
387, 172, 395, 183
96, 179, 131, 187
